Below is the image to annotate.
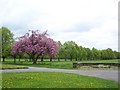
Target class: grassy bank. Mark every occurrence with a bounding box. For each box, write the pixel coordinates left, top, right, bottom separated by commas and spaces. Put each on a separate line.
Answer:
0, 64, 28, 69
1, 72, 119, 88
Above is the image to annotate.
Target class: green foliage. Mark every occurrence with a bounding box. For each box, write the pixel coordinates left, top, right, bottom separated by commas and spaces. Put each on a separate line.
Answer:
63, 41, 77, 60
1, 26, 120, 62
56, 41, 120, 61
80, 46, 87, 60
106, 48, 116, 59
2, 72, 119, 88
57, 41, 67, 59
116, 52, 120, 59
85, 48, 94, 60
92, 47, 101, 60
0, 27, 14, 59
101, 48, 118, 60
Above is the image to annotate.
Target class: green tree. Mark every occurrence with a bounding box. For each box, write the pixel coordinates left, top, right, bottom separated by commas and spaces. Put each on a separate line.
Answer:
101, 48, 118, 60
92, 47, 101, 60
113, 51, 117, 59
79, 46, 87, 60
64, 41, 77, 61
0, 27, 14, 62
116, 52, 120, 59
106, 48, 116, 59
56, 41, 63, 61
100, 50, 108, 59
74, 43, 80, 61
85, 48, 94, 60
61, 45, 68, 61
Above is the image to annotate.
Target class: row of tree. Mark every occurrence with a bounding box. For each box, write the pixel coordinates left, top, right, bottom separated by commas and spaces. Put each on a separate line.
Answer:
57, 41, 120, 61
1, 27, 120, 63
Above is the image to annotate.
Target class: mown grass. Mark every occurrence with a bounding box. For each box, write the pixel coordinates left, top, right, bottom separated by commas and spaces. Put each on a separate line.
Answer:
1, 59, 119, 69
0, 64, 28, 70
1, 72, 119, 88
2, 59, 73, 69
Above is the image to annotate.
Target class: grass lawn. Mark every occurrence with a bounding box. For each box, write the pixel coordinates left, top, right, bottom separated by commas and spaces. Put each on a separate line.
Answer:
1, 72, 119, 88
2, 59, 73, 69
2, 61, 73, 69
1, 59, 119, 69
0, 64, 28, 69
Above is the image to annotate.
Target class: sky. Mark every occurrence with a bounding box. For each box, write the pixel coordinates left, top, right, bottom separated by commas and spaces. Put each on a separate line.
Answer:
0, 0, 119, 50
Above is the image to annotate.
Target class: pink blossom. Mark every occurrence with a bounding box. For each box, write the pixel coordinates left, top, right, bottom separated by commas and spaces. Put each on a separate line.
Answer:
11, 30, 59, 58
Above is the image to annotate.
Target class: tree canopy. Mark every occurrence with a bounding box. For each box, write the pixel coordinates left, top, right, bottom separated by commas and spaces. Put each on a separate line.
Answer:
0, 27, 14, 61
56, 41, 120, 61
1, 26, 119, 63
11, 30, 59, 64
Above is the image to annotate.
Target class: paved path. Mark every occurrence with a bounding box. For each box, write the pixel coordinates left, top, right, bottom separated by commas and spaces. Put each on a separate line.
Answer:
1, 67, 119, 82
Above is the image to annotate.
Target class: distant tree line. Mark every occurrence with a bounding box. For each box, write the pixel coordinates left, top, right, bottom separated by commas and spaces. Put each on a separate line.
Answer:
57, 41, 120, 61
1, 27, 120, 62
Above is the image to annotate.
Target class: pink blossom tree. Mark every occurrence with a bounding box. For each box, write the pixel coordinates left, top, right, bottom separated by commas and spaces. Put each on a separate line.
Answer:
11, 30, 59, 64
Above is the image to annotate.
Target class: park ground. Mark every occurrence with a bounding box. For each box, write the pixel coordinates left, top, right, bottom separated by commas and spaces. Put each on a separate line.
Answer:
0, 59, 120, 88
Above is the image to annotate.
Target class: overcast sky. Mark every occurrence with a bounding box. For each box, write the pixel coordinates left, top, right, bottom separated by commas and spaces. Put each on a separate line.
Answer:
0, 0, 118, 50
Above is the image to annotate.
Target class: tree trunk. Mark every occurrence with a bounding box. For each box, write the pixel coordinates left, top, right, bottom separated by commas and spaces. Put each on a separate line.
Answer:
33, 60, 37, 64
14, 56, 16, 64
50, 57, 52, 62
32, 54, 40, 64
32, 56, 35, 64
32, 57, 37, 64
2, 56, 5, 62
65, 58, 66, 61
58, 58, 60, 61
41, 56, 43, 62
76, 58, 77, 61
70, 58, 72, 61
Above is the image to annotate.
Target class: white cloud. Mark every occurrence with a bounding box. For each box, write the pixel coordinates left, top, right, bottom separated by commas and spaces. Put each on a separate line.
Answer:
0, 0, 118, 50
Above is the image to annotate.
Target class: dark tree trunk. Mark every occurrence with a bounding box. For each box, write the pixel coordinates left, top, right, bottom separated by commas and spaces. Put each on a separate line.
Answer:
41, 56, 44, 62
2, 56, 5, 62
32, 55, 39, 64
58, 58, 60, 61
33, 60, 37, 64
14, 56, 16, 64
76, 58, 77, 61
70, 58, 72, 61
31, 53, 36, 64
32, 55, 36, 64
50, 57, 52, 62
32, 57, 37, 64
65, 58, 66, 61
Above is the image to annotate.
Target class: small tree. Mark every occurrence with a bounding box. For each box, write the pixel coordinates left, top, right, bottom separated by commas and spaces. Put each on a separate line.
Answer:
0, 27, 14, 62
11, 30, 59, 64
92, 47, 101, 60
85, 48, 94, 60
63, 41, 77, 61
